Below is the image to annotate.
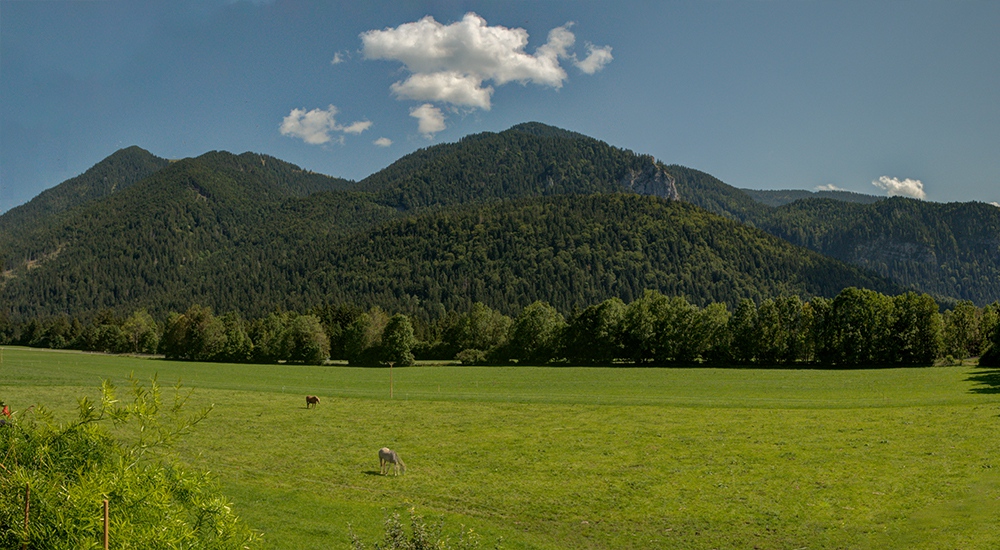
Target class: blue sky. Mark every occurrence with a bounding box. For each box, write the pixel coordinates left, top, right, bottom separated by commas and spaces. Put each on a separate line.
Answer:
2, 0, 998, 213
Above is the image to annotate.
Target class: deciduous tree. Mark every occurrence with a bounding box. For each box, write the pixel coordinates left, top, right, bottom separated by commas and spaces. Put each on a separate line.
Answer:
891, 292, 943, 365
280, 314, 330, 365
122, 308, 159, 354
563, 297, 625, 364
943, 301, 980, 360
382, 314, 416, 366
507, 301, 566, 364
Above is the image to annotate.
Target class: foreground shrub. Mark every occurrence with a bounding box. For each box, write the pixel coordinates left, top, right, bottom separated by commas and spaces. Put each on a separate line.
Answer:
0, 376, 258, 549
350, 509, 499, 550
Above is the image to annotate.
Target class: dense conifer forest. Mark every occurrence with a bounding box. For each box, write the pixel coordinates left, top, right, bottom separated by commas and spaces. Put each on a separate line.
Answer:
2, 122, 998, 362
669, 166, 1000, 305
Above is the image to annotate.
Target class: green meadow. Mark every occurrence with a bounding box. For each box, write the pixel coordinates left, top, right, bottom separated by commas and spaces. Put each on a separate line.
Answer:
3, 347, 1000, 549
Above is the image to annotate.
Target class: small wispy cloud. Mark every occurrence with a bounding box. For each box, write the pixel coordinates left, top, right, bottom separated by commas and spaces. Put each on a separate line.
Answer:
410, 104, 445, 138
872, 176, 926, 200
341, 120, 372, 134
574, 43, 614, 74
374, 137, 393, 147
279, 105, 370, 145
815, 184, 846, 192
331, 52, 345, 65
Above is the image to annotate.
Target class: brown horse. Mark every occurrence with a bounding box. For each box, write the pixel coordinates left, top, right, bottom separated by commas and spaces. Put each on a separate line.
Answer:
379, 447, 406, 475
305, 395, 320, 408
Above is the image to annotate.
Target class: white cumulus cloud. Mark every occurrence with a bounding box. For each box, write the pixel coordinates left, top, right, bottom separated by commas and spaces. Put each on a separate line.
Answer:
872, 176, 927, 200
410, 104, 446, 138
391, 71, 493, 109
990, 202, 1000, 208
374, 137, 393, 147
279, 105, 370, 145
361, 12, 611, 133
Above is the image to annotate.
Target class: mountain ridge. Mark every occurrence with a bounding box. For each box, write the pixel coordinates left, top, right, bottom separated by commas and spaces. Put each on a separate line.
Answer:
664, 163, 1000, 305
741, 188, 884, 207
2, 121, 996, 323
0, 146, 169, 246
353, 124, 676, 209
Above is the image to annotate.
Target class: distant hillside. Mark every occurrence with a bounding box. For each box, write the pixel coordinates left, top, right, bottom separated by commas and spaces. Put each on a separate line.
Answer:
666, 165, 769, 223
292, 193, 901, 317
741, 188, 884, 207
0, 146, 169, 245
0, 126, 902, 321
6, 121, 996, 322
755, 198, 1000, 304
668, 164, 1000, 305
0, 151, 369, 319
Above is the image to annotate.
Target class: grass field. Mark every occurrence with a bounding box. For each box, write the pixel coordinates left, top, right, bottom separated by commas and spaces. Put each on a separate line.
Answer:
3, 346, 1000, 549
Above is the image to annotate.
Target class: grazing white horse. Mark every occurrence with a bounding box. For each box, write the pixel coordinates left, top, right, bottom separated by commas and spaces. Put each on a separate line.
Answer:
379, 447, 406, 475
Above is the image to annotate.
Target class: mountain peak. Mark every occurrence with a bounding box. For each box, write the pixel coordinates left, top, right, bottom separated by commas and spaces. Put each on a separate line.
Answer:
0, 146, 169, 238
505, 122, 592, 141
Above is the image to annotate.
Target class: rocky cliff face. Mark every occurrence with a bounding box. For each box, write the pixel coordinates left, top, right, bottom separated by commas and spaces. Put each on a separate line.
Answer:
618, 158, 680, 201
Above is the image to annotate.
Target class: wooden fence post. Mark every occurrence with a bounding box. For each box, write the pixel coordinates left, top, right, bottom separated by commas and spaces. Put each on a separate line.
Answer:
103, 499, 109, 550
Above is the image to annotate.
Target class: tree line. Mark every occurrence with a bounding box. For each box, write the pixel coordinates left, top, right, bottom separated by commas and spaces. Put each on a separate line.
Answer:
3, 287, 999, 368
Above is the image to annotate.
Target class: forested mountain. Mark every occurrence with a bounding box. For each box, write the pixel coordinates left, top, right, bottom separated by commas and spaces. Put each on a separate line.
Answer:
0, 146, 169, 249
0, 151, 368, 319
755, 198, 1000, 304
1, 121, 993, 324
352, 122, 677, 209
668, 165, 769, 223
741, 188, 884, 207
289, 193, 900, 318
668, 165, 1000, 305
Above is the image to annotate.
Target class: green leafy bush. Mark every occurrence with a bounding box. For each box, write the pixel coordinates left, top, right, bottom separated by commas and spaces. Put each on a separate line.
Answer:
455, 349, 487, 365
350, 509, 498, 550
0, 376, 258, 549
